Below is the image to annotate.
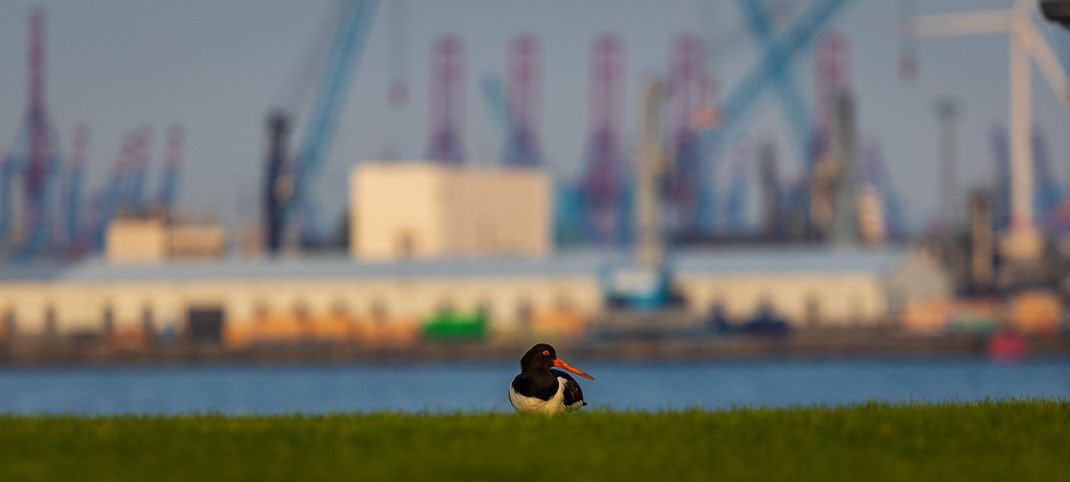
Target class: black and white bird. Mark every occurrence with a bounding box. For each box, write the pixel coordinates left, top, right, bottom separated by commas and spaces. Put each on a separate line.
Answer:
508, 343, 594, 414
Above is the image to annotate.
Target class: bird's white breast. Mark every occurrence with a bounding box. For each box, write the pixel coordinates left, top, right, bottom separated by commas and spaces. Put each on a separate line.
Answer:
509, 377, 570, 414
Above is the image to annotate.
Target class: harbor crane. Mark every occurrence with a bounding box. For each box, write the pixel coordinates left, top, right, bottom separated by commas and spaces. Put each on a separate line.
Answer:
264, 0, 379, 254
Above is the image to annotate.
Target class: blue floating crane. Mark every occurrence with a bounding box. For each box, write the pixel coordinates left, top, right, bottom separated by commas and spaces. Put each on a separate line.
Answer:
702, 0, 858, 159
734, 0, 814, 161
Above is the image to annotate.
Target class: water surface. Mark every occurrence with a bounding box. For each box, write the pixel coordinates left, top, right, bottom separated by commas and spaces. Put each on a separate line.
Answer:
0, 358, 1066, 414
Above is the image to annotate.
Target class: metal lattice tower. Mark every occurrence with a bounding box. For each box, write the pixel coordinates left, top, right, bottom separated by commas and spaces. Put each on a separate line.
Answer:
3, 8, 64, 256
426, 35, 465, 164
663, 32, 707, 238
812, 31, 850, 166
580, 33, 628, 244
504, 34, 542, 167
24, 9, 51, 250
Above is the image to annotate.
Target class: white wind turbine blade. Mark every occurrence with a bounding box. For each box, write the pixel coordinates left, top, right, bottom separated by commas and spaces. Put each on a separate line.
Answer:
1017, 24, 1070, 109
911, 10, 1010, 36
1013, 0, 1038, 17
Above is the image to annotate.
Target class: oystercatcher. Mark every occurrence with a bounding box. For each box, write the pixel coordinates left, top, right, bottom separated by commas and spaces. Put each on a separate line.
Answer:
508, 343, 595, 414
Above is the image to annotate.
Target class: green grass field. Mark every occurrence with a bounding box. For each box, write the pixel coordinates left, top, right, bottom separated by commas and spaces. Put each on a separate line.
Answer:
1, 400, 1066, 481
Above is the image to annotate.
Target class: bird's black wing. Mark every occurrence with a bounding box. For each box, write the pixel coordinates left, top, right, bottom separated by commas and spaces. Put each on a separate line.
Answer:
512, 373, 560, 401
551, 369, 586, 407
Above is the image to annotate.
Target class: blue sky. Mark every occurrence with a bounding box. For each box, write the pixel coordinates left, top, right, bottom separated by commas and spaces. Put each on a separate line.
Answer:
0, 0, 1068, 233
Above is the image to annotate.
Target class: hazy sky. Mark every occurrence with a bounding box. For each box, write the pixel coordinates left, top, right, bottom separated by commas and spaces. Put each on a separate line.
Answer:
0, 0, 1068, 233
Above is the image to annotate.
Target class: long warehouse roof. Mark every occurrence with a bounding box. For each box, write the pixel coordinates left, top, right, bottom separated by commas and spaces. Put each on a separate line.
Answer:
0, 246, 913, 283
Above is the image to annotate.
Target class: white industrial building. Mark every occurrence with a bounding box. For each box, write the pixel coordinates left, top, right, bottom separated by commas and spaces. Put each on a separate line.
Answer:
0, 246, 950, 343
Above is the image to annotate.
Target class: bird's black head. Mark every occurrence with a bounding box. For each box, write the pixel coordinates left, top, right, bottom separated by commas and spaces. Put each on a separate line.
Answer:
519, 343, 594, 380
520, 343, 557, 372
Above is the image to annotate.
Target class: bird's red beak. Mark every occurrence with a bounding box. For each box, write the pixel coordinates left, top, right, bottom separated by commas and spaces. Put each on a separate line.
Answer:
553, 358, 595, 380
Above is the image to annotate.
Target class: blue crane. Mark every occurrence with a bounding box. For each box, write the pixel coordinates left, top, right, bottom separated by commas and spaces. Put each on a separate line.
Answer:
702, 0, 858, 159
735, 0, 814, 162
271, 0, 379, 250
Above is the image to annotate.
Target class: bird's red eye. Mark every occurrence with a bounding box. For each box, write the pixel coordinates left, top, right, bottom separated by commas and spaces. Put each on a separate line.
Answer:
542, 350, 550, 356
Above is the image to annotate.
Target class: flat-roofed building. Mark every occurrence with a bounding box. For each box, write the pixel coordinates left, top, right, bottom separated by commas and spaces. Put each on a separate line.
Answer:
0, 247, 950, 344
106, 215, 226, 264
350, 163, 551, 260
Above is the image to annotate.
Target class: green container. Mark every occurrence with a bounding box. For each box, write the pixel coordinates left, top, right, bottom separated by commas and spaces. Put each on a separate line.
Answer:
947, 314, 998, 334
421, 310, 488, 340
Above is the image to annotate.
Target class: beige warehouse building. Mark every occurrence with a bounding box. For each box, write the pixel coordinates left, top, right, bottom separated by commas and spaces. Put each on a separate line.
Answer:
350, 163, 550, 260
0, 162, 951, 344
0, 247, 950, 343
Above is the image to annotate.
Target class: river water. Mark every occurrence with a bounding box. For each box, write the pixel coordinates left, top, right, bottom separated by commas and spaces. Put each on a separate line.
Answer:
0, 358, 1067, 414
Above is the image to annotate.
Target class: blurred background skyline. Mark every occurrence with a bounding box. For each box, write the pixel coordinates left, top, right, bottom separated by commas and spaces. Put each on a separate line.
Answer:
1, 0, 1070, 413
1, 0, 1067, 232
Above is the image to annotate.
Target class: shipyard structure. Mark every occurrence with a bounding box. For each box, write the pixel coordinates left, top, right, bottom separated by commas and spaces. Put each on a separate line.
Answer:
0, 162, 952, 354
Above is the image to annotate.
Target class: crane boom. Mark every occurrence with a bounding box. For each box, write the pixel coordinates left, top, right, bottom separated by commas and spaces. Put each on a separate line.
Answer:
705, 0, 857, 153
736, 0, 813, 161
285, 0, 379, 242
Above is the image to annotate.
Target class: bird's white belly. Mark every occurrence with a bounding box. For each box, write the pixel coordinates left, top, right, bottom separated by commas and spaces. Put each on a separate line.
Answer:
509, 377, 573, 414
